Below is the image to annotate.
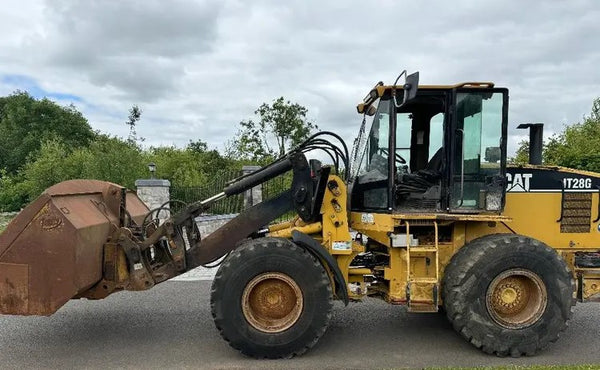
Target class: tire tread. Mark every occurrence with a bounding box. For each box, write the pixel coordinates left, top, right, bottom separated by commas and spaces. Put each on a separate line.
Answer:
211, 238, 333, 359
442, 233, 575, 357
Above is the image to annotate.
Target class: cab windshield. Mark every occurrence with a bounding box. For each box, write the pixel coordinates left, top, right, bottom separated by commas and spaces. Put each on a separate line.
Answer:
351, 97, 392, 210
356, 99, 390, 179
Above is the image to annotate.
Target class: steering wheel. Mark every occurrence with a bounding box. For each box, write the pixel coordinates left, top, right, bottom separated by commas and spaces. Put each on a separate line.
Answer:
379, 148, 406, 165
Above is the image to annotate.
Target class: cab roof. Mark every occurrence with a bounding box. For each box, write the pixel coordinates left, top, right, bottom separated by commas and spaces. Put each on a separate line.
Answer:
357, 81, 495, 114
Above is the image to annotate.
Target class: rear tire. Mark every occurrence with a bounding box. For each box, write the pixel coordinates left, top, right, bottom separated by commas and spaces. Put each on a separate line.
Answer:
442, 234, 575, 357
211, 237, 333, 358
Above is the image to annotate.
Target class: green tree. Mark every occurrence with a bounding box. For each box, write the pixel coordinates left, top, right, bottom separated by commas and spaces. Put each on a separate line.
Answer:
187, 139, 208, 153
18, 139, 81, 198
126, 104, 143, 144
150, 146, 207, 187
231, 97, 317, 162
510, 98, 600, 172
0, 92, 94, 174
81, 134, 148, 188
510, 140, 530, 165
150, 144, 240, 188
187, 139, 235, 174
543, 97, 600, 171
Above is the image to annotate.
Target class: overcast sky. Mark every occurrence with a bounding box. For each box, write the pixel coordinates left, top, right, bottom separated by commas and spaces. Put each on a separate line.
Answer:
1, 0, 599, 155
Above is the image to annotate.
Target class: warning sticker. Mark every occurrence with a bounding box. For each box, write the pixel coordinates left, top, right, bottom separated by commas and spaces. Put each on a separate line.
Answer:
361, 213, 375, 224
332, 241, 352, 251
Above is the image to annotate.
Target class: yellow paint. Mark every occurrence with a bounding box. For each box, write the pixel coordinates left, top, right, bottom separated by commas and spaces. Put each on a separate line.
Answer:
320, 176, 352, 255
502, 288, 517, 304
268, 222, 322, 239
383, 247, 407, 302
467, 192, 600, 250
349, 212, 395, 232
357, 82, 496, 112
268, 217, 299, 232
348, 268, 371, 275
511, 163, 600, 178
392, 213, 510, 222
580, 275, 600, 300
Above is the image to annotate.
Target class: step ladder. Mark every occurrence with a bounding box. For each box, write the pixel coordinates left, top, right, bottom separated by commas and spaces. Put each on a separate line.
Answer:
405, 220, 440, 313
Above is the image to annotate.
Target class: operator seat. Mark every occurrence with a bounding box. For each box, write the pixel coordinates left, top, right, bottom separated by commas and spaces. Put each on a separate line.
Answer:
395, 147, 443, 199
425, 147, 443, 173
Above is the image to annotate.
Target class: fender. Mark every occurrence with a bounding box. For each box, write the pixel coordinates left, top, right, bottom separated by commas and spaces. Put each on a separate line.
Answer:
292, 230, 349, 306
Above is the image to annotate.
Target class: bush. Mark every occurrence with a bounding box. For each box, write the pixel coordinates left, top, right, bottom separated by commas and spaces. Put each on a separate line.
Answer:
0, 136, 148, 211
0, 134, 250, 211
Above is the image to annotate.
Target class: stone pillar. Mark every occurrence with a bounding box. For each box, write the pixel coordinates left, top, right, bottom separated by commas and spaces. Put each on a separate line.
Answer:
135, 179, 171, 220
241, 165, 262, 209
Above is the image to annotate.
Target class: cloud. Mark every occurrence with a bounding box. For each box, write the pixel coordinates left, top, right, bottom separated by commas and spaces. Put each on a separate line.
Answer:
0, 0, 599, 156
1, 74, 83, 102
45, 1, 220, 59
19, 0, 223, 102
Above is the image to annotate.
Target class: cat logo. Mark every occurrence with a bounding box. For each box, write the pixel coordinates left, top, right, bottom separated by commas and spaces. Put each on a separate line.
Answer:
506, 173, 532, 192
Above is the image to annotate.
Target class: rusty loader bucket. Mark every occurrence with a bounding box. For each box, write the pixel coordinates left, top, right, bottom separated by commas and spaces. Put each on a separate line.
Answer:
0, 152, 313, 317
0, 180, 148, 316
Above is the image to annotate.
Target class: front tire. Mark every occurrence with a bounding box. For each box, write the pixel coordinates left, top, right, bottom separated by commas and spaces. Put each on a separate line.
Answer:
442, 234, 575, 357
210, 237, 333, 358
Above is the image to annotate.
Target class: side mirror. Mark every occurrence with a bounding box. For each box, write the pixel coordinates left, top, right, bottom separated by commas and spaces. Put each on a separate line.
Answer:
393, 70, 419, 108
403, 71, 419, 104
484, 146, 501, 163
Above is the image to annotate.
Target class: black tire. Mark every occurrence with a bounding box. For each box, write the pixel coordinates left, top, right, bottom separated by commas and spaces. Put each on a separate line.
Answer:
442, 234, 575, 357
210, 237, 333, 358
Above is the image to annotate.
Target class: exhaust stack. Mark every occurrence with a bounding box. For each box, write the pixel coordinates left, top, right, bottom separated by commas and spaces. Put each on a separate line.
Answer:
517, 123, 544, 165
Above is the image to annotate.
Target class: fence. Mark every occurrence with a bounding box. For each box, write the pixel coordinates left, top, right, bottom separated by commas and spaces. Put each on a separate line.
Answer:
170, 170, 242, 214
170, 168, 294, 217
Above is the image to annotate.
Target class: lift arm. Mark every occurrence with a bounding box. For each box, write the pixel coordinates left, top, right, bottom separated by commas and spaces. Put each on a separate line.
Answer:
147, 151, 315, 271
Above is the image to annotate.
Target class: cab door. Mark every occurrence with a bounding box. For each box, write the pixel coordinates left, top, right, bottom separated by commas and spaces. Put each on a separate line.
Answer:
449, 88, 508, 212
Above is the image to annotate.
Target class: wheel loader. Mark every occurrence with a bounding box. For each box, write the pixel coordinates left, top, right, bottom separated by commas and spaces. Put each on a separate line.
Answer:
2, 71, 600, 359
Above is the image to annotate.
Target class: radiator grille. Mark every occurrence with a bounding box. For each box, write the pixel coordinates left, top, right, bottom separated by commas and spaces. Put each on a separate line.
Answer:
560, 192, 591, 233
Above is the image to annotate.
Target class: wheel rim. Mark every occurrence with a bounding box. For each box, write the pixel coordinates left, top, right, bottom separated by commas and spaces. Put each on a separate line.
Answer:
486, 268, 547, 329
241, 272, 304, 333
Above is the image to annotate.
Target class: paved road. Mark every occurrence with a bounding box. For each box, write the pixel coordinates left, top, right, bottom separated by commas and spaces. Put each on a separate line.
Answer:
1, 281, 599, 369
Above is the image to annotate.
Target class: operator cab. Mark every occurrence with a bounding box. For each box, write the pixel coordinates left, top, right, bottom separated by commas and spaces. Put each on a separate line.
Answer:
350, 75, 508, 214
